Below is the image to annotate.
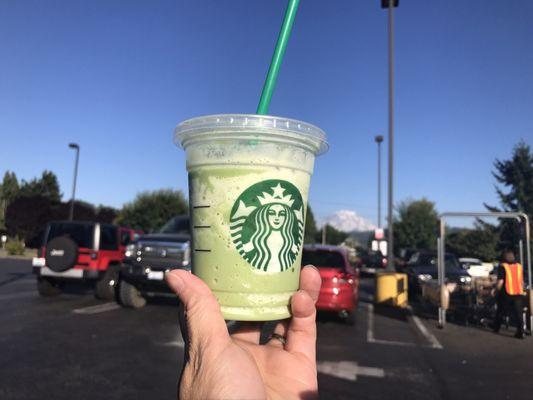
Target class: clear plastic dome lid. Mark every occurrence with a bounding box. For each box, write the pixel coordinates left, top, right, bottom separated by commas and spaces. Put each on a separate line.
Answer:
174, 114, 328, 155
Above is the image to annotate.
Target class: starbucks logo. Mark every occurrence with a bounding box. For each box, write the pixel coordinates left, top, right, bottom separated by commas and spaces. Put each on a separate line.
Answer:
230, 180, 304, 272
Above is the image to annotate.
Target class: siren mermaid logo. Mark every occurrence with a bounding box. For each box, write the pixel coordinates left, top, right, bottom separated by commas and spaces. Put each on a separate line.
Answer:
230, 180, 304, 272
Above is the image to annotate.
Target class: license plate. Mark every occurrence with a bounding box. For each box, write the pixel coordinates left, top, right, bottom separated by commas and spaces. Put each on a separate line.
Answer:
147, 271, 164, 281
32, 257, 46, 267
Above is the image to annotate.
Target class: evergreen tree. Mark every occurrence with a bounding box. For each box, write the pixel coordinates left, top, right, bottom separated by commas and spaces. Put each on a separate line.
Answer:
19, 170, 62, 203
486, 141, 533, 251
0, 171, 20, 228
0, 171, 20, 203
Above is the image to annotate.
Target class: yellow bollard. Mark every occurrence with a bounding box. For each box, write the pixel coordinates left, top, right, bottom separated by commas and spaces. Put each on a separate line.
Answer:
375, 272, 408, 308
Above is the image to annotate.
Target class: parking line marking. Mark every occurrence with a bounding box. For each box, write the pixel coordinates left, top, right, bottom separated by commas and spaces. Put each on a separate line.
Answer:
366, 303, 375, 342
370, 338, 417, 347
72, 302, 121, 315
409, 310, 443, 349
318, 361, 385, 381
0, 290, 36, 300
366, 303, 442, 350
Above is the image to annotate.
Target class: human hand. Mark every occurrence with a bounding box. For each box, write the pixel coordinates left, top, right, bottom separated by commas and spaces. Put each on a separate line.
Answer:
166, 265, 321, 400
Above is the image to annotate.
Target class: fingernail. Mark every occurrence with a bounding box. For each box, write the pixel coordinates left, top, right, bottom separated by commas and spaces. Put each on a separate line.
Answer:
166, 271, 185, 292
304, 264, 319, 272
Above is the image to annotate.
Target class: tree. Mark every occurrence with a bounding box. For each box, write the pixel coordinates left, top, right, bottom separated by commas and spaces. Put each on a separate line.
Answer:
446, 223, 499, 261
96, 206, 118, 224
5, 195, 52, 246
0, 171, 20, 228
314, 224, 348, 245
19, 170, 62, 203
394, 198, 438, 254
116, 189, 188, 232
486, 141, 533, 251
54, 200, 97, 221
304, 205, 318, 243
0, 171, 20, 203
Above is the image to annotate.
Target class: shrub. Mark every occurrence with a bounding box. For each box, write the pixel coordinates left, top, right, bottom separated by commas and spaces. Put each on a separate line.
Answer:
5, 238, 25, 256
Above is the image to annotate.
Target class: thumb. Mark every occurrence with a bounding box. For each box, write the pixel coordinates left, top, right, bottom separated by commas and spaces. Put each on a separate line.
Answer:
166, 270, 229, 348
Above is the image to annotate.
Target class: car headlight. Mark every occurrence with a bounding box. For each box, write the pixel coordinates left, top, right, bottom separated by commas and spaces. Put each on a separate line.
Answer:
417, 274, 432, 282
182, 242, 191, 266
125, 243, 137, 258
459, 276, 472, 284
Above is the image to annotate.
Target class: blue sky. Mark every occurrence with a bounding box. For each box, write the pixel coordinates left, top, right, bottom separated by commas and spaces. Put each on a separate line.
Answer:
1, 0, 532, 227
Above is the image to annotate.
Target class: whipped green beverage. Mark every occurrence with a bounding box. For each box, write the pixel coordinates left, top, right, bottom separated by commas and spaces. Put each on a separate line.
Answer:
175, 114, 327, 321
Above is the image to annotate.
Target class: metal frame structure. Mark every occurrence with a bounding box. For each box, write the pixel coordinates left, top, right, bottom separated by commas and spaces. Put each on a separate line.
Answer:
437, 212, 531, 329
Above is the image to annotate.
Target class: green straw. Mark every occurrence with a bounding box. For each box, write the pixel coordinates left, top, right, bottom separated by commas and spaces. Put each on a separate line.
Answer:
256, 0, 301, 115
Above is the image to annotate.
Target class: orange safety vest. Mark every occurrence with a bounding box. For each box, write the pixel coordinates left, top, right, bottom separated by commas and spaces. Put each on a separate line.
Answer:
501, 262, 524, 296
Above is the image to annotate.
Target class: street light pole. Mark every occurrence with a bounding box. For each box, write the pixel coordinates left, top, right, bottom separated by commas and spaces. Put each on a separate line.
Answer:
381, 0, 398, 269
68, 143, 80, 221
375, 135, 384, 228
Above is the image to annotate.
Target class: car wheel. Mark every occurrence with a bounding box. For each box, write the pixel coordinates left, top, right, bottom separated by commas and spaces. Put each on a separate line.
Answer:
118, 280, 146, 309
95, 269, 118, 300
37, 277, 61, 297
339, 310, 356, 326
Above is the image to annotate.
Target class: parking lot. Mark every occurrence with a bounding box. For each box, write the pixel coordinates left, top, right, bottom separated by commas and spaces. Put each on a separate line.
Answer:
1, 258, 532, 400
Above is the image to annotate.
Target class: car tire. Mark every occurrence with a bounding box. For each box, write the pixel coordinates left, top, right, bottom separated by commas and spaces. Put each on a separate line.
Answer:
344, 311, 356, 326
118, 280, 146, 309
339, 310, 356, 326
95, 269, 118, 300
37, 277, 61, 297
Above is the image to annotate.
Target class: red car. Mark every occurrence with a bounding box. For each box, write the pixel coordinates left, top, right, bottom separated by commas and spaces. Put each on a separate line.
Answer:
302, 244, 360, 324
32, 221, 136, 300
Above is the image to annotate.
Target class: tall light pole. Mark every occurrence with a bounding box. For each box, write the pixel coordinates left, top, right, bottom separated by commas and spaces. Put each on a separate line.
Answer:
380, 0, 398, 269
68, 143, 80, 221
374, 135, 384, 228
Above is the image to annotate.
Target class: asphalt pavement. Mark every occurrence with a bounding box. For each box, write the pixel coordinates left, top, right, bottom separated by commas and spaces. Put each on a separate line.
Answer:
1, 258, 532, 400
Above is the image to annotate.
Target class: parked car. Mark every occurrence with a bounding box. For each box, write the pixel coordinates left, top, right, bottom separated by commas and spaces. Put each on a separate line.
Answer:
117, 215, 191, 308
302, 244, 359, 324
406, 250, 472, 295
357, 248, 387, 275
32, 221, 135, 299
458, 257, 494, 278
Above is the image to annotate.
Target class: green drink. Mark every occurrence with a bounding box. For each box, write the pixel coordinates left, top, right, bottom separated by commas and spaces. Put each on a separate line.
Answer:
175, 114, 327, 321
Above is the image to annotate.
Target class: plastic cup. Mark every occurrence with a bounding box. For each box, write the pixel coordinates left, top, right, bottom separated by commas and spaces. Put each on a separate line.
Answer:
174, 114, 328, 321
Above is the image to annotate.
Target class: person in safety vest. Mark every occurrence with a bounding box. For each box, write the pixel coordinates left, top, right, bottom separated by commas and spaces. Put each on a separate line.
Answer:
492, 249, 525, 339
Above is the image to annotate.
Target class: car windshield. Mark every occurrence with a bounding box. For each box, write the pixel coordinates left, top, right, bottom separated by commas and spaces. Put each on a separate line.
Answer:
412, 253, 460, 269
158, 216, 190, 234
302, 250, 345, 270
461, 259, 482, 265
47, 222, 94, 249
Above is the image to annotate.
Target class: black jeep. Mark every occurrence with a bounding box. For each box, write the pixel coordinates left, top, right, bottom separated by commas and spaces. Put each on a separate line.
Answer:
117, 215, 191, 308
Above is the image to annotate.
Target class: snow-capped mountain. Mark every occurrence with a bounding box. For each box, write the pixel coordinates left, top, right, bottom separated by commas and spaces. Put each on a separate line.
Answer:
322, 210, 377, 232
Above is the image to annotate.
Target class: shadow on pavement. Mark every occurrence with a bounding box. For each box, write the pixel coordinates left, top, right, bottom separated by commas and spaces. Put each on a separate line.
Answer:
0, 272, 32, 287
372, 303, 410, 322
